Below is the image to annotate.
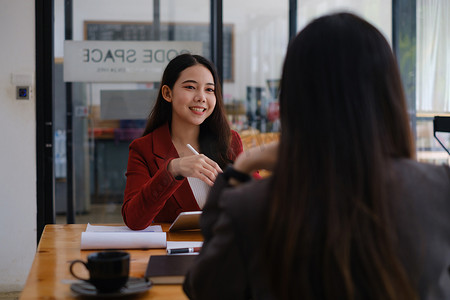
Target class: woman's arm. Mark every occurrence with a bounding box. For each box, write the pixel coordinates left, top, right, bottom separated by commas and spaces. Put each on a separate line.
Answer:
229, 141, 278, 185
184, 142, 278, 298
183, 175, 248, 299
122, 145, 184, 230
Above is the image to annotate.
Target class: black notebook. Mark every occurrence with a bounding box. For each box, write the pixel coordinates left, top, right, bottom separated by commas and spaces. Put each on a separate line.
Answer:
145, 255, 197, 284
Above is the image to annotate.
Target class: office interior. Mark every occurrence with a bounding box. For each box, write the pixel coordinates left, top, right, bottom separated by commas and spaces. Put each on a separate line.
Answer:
0, 0, 449, 296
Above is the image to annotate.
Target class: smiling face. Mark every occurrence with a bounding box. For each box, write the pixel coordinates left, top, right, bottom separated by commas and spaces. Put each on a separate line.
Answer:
162, 64, 216, 128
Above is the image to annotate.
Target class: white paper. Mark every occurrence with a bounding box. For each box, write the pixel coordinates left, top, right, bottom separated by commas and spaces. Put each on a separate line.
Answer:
86, 223, 162, 232
80, 232, 167, 250
166, 241, 203, 249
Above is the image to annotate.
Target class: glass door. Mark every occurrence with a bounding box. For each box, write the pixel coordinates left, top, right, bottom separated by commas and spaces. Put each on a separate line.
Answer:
223, 0, 288, 153
54, 0, 210, 224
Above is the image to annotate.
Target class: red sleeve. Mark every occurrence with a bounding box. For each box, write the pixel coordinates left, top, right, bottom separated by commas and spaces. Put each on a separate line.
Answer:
122, 141, 184, 230
229, 130, 244, 160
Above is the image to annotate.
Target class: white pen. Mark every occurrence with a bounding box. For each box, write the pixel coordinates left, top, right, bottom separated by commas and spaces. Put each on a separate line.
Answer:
186, 144, 199, 155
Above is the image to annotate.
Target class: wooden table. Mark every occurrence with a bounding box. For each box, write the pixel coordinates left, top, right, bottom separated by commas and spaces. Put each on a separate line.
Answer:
20, 224, 203, 299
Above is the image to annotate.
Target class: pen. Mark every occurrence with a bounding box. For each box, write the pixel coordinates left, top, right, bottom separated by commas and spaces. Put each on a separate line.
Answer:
167, 247, 202, 254
186, 144, 199, 155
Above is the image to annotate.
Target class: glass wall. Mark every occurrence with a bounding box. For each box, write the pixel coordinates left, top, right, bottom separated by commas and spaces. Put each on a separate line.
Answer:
55, 0, 211, 224
223, 1, 288, 136
415, 0, 450, 164
54, 0, 288, 223
54, 0, 286, 224
297, 0, 450, 165
52, 0, 449, 225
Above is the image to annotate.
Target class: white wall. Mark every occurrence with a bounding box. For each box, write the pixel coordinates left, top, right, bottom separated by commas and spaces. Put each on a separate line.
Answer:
0, 0, 37, 292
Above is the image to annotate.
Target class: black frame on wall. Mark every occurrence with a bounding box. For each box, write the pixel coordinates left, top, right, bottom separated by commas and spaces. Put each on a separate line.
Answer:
36, 0, 56, 244
65, 0, 75, 224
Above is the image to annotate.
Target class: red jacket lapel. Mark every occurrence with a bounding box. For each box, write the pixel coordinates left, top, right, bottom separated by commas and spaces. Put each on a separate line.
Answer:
151, 124, 200, 211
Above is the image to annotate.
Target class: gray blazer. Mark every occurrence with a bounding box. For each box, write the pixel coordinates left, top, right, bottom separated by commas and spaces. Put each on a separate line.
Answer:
183, 159, 450, 300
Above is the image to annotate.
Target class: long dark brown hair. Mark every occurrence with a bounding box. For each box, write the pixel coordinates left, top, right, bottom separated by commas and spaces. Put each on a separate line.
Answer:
143, 53, 233, 168
264, 13, 416, 299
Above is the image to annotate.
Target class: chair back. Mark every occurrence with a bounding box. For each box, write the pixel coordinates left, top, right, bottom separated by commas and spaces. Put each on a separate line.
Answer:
433, 116, 450, 155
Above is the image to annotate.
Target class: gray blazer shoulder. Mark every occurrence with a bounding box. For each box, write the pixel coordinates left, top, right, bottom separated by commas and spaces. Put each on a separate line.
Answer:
185, 160, 450, 300
391, 159, 450, 300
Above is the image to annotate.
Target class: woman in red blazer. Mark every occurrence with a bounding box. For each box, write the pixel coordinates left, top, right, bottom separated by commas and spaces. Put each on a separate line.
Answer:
122, 54, 243, 230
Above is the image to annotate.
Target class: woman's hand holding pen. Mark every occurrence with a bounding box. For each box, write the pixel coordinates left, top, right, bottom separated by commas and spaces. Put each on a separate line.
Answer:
168, 151, 222, 186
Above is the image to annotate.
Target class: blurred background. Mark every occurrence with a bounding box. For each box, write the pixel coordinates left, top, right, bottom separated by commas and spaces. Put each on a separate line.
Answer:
50, 0, 449, 225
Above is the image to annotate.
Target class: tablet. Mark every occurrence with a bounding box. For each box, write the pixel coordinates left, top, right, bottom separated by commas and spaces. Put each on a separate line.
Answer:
168, 211, 202, 232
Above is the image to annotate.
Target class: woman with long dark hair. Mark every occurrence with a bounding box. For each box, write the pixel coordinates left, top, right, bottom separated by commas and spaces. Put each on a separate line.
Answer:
183, 13, 450, 300
122, 54, 242, 230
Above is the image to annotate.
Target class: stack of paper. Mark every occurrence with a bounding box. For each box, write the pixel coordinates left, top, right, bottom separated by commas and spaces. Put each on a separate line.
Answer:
80, 223, 167, 250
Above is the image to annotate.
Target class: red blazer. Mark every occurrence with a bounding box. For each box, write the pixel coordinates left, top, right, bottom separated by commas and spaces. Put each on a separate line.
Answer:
122, 123, 244, 230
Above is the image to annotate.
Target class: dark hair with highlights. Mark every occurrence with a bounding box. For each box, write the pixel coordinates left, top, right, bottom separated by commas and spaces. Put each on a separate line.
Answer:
264, 12, 416, 300
143, 53, 232, 168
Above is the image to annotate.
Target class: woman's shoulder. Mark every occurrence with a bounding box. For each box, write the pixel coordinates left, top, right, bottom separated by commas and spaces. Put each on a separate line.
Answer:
392, 158, 450, 199
230, 129, 241, 139
129, 132, 153, 149
229, 130, 243, 157
230, 130, 242, 145
130, 124, 169, 149
393, 158, 450, 184
392, 160, 450, 299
